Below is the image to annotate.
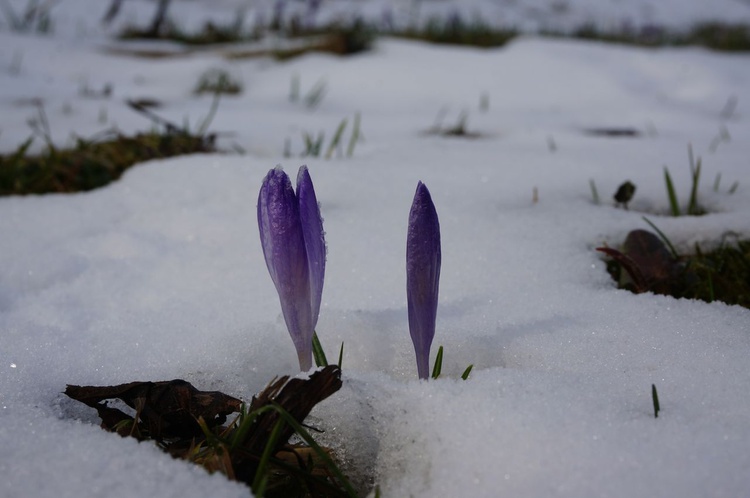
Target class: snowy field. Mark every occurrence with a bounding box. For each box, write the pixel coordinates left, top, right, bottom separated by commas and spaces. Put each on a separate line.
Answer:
2, 1, 750, 497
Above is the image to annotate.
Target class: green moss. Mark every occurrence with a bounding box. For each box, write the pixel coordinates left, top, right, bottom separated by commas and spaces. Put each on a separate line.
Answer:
0, 131, 215, 196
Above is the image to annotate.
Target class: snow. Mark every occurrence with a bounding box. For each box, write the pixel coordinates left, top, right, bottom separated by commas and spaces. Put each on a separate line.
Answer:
2, 1, 750, 497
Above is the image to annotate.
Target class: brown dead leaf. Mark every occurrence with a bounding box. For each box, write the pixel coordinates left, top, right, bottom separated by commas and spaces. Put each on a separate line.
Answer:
598, 229, 693, 296
65, 379, 242, 440
65, 366, 345, 495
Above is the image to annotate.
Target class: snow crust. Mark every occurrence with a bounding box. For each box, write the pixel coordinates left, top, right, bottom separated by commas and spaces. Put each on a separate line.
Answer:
2, 1, 750, 497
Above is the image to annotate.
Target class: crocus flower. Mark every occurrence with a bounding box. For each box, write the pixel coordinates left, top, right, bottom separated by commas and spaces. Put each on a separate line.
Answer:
406, 182, 441, 379
258, 165, 325, 371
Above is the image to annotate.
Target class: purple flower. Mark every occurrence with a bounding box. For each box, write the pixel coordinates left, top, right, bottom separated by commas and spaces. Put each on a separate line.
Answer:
258, 165, 326, 371
297, 166, 325, 330
406, 182, 441, 379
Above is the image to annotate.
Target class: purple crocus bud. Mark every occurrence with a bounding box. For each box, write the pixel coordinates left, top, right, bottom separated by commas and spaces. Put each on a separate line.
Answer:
297, 166, 326, 330
258, 166, 324, 371
406, 182, 441, 379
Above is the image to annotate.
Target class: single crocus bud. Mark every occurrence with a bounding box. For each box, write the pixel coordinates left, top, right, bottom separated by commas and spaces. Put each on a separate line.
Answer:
406, 182, 441, 379
258, 166, 325, 370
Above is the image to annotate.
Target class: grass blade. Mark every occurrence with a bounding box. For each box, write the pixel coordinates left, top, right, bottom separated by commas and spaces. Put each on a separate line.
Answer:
304, 79, 326, 109
313, 131, 324, 156
302, 132, 314, 156
312, 331, 328, 367
197, 90, 221, 136
652, 384, 660, 418
269, 403, 359, 498
251, 418, 286, 495
461, 364, 473, 380
346, 111, 361, 157
664, 166, 680, 216
687, 157, 701, 215
431, 345, 444, 379
325, 118, 348, 159
302, 131, 324, 157
337, 342, 344, 369
228, 405, 259, 452
642, 216, 679, 260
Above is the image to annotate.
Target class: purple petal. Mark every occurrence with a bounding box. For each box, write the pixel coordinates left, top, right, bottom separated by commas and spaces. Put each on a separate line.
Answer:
258, 167, 313, 370
297, 165, 326, 330
406, 181, 441, 379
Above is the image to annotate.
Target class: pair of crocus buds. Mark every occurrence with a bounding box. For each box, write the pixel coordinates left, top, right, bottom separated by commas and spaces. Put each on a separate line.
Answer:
258, 165, 325, 371
407, 182, 442, 379
258, 167, 442, 379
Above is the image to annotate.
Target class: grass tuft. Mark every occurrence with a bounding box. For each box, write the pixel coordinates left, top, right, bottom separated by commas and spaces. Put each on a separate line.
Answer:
424, 110, 484, 139
118, 9, 249, 46
1, 0, 56, 34
194, 69, 243, 95
397, 15, 517, 48
296, 115, 363, 159
394, 16, 750, 51
552, 21, 750, 51
599, 227, 750, 309
663, 146, 707, 216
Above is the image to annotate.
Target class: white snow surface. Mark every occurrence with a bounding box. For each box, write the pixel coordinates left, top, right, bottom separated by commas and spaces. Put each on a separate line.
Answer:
2, 1, 750, 497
